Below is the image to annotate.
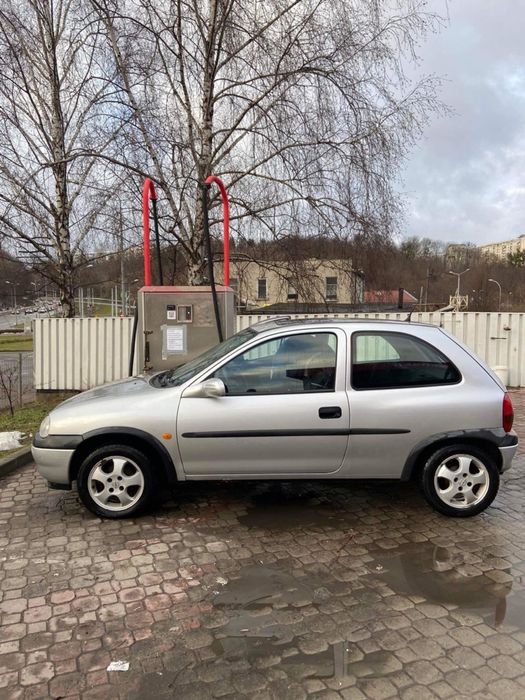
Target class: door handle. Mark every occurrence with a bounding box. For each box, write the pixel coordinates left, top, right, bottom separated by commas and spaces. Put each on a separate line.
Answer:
319, 406, 342, 419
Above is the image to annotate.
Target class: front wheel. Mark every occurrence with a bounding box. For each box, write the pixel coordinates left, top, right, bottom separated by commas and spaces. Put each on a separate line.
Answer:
421, 444, 499, 517
77, 444, 155, 519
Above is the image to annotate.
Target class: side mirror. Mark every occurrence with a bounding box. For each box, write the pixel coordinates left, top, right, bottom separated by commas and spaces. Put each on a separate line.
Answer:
183, 377, 226, 398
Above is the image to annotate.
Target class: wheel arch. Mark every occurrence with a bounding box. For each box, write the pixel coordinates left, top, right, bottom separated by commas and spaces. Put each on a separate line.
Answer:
69, 427, 179, 488
402, 434, 502, 482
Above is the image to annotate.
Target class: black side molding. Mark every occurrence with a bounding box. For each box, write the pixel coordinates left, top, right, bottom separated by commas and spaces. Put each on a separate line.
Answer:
183, 429, 350, 438
182, 428, 410, 438
33, 433, 83, 450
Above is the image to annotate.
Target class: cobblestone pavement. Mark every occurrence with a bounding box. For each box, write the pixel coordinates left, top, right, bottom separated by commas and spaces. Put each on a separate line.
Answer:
1, 391, 525, 699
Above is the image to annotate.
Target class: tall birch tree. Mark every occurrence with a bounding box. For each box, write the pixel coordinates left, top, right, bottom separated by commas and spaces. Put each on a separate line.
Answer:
92, 0, 444, 283
0, 0, 121, 316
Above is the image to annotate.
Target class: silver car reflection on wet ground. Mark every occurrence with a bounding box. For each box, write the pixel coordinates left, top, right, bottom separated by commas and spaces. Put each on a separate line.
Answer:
32, 318, 518, 519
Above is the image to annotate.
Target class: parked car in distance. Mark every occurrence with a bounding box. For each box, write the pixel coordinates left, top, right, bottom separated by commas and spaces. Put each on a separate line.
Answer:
32, 318, 517, 519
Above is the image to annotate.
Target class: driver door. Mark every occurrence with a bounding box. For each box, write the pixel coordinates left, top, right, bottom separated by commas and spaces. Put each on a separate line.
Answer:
176, 329, 350, 476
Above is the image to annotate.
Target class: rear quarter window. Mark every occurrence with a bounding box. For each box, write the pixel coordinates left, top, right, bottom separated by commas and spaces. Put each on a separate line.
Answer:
351, 331, 461, 390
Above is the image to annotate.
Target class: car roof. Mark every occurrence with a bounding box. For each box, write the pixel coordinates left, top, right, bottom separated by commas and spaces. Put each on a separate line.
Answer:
249, 316, 437, 332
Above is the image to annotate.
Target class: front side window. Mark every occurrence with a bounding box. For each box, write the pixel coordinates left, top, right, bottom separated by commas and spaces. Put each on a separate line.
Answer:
257, 278, 267, 299
213, 332, 337, 395
351, 332, 461, 390
150, 328, 257, 388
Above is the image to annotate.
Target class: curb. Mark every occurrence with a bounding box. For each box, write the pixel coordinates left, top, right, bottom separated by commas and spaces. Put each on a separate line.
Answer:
0, 447, 32, 479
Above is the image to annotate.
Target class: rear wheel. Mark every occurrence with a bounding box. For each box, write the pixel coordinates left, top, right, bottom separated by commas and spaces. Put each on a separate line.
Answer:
77, 444, 155, 519
421, 444, 499, 517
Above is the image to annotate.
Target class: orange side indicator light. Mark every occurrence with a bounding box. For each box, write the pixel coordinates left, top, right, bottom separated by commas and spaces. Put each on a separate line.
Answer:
162, 433, 173, 440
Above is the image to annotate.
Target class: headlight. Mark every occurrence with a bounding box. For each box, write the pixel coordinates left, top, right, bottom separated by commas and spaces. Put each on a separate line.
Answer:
39, 415, 51, 438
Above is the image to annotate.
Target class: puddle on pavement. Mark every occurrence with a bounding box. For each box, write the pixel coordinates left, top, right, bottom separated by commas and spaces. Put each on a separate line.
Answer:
282, 647, 401, 680
213, 564, 314, 607
200, 539, 525, 687
211, 635, 400, 683
368, 540, 525, 628
211, 563, 334, 664
237, 483, 357, 530
129, 669, 190, 700
209, 561, 399, 682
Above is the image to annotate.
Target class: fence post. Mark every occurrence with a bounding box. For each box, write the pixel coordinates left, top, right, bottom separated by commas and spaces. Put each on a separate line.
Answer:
18, 352, 23, 407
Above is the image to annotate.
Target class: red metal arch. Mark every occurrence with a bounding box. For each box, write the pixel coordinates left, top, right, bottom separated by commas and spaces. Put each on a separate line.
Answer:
205, 175, 230, 287
142, 178, 157, 286
142, 176, 230, 288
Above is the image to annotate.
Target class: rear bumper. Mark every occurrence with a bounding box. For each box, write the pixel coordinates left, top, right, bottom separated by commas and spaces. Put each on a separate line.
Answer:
499, 434, 518, 473
31, 445, 74, 487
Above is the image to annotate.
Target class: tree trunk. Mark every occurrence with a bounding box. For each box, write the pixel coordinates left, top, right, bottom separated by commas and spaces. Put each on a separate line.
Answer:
186, 246, 207, 285
187, 0, 218, 286
58, 265, 75, 318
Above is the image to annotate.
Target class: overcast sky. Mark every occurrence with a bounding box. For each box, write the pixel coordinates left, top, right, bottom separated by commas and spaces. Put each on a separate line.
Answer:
400, 0, 525, 245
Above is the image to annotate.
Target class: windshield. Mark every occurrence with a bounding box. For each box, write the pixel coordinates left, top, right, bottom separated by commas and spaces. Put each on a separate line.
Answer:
149, 328, 257, 388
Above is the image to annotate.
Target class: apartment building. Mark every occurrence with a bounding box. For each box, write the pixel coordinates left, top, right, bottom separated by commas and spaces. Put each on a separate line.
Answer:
479, 235, 525, 260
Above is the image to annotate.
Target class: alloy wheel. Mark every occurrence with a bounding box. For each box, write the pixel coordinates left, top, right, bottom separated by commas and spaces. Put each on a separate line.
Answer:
87, 456, 145, 512
433, 453, 489, 510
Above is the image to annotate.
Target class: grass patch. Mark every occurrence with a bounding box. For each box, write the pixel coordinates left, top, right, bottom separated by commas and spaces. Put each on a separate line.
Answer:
0, 334, 33, 352
0, 392, 76, 457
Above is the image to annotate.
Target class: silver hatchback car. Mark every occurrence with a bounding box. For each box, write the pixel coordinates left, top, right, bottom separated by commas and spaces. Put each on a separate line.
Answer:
32, 318, 518, 519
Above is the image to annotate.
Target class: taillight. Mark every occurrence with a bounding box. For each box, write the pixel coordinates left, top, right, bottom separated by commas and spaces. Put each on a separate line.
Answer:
503, 392, 514, 433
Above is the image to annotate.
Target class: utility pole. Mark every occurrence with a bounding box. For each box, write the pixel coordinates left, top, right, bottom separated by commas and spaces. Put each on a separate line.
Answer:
488, 278, 502, 312
6, 281, 17, 326
425, 267, 432, 308
119, 207, 126, 316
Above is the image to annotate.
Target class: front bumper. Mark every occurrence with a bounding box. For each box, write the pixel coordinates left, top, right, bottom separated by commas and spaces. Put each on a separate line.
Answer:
31, 433, 82, 487
31, 445, 74, 486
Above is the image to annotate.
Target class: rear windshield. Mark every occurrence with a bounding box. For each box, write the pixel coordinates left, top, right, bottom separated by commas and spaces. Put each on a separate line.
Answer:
150, 328, 257, 388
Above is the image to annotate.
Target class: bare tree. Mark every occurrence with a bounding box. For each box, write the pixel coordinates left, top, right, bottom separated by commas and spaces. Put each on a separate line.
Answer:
91, 0, 444, 283
0, 363, 18, 416
0, 0, 123, 316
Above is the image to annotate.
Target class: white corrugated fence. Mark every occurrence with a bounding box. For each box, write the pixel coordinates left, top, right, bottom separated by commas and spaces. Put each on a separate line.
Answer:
34, 317, 138, 391
34, 312, 525, 390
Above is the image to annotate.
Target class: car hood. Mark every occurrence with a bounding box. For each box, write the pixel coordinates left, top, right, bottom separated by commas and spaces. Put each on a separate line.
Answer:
59, 376, 153, 405
47, 375, 183, 437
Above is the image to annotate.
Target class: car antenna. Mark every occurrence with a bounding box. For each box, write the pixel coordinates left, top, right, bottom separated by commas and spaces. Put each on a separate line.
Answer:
405, 309, 414, 322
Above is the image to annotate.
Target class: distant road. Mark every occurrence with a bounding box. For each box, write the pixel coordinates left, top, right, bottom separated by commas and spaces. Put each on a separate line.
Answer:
0, 312, 20, 330
0, 310, 52, 330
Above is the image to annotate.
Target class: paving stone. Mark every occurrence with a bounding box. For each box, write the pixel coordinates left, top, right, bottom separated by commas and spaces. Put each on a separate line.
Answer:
19, 662, 54, 686
357, 677, 397, 699
449, 627, 485, 647
485, 633, 523, 655
447, 645, 484, 669
427, 681, 456, 699
446, 669, 485, 694
405, 660, 443, 684
488, 678, 525, 697
487, 654, 525, 678
401, 685, 438, 700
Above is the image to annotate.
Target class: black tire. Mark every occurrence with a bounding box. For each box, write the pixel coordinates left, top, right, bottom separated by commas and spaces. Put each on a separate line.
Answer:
77, 444, 156, 519
420, 443, 500, 517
